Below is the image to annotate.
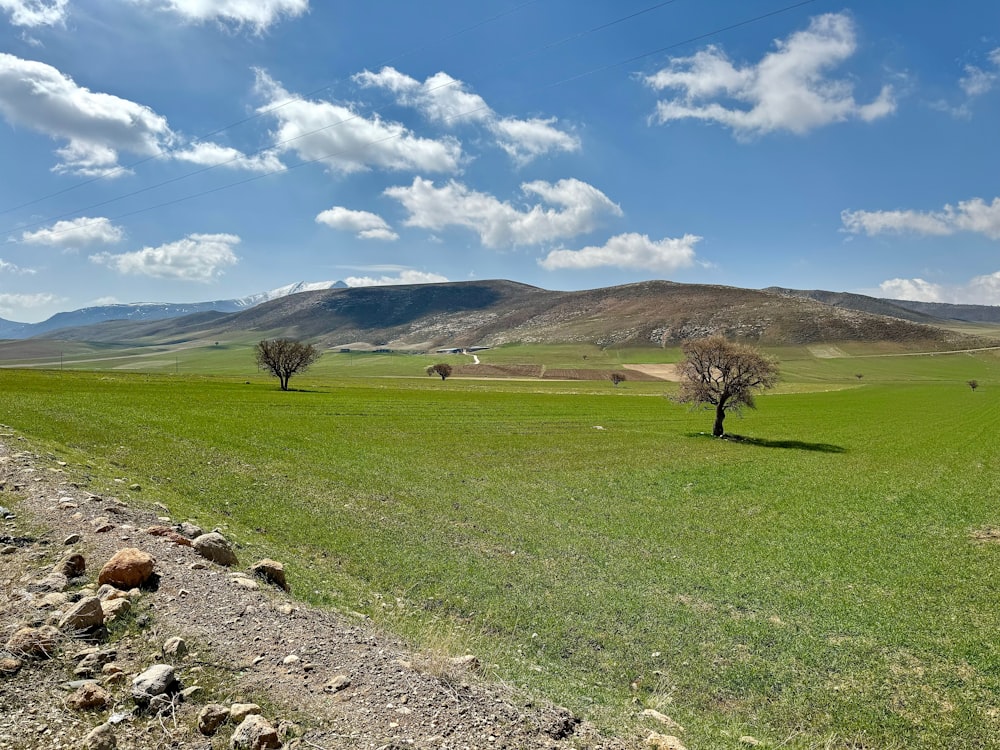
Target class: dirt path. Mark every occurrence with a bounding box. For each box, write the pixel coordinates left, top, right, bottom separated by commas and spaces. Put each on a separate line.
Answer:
622, 364, 681, 381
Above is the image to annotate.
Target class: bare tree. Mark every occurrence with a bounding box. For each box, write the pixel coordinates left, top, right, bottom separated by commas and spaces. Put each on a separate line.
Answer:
254, 339, 321, 391
968, 379, 979, 391
610, 372, 626, 386
675, 336, 778, 437
855, 373, 863, 380
430, 363, 453, 381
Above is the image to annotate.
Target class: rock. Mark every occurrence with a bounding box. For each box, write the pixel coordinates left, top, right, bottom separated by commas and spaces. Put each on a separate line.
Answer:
229, 703, 263, 723
198, 703, 230, 735
131, 664, 180, 707
250, 559, 289, 591
64, 533, 81, 545
739, 736, 763, 746
74, 648, 117, 676
67, 682, 111, 710
323, 674, 351, 693
98, 548, 155, 589
232, 576, 260, 590
83, 723, 117, 750
5, 625, 59, 658
449, 654, 481, 671
55, 552, 86, 577
0, 505, 13, 518
181, 685, 202, 700
37, 591, 69, 609
193, 532, 238, 566
276, 720, 300, 740
0, 656, 23, 676
144, 525, 193, 546
101, 597, 132, 623
59, 596, 105, 631
128, 483, 141, 491
1, 546, 15, 555
230, 714, 281, 750
177, 521, 204, 538
641, 709, 684, 732
281, 654, 299, 666
647, 733, 687, 750
26, 571, 68, 593
162, 636, 187, 658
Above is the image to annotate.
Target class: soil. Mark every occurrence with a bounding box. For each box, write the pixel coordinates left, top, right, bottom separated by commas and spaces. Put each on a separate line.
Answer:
0, 437, 638, 750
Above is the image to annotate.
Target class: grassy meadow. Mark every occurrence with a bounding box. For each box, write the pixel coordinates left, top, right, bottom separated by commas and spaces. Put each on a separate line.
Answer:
0, 343, 998, 748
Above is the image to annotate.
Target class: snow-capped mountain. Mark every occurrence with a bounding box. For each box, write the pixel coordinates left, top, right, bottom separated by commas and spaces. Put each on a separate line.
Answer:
0, 281, 348, 340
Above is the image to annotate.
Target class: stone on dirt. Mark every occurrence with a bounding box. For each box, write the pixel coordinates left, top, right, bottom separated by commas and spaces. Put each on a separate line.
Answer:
198, 703, 230, 735
0, 656, 23, 676
193, 532, 238, 566
55, 552, 86, 577
101, 597, 131, 623
98, 548, 155, 589
162, 636, 187, 658
250, 559, 289, 591
647, 733, 688, 750
144, 525, 193, 546
131, 664, 180, 706
5, 625, 59, 658
83, 722, 117, 750
230, 714, 281, 750
67, 682, 111, 710
59, 596, 105, 631
230, 703, 263, 723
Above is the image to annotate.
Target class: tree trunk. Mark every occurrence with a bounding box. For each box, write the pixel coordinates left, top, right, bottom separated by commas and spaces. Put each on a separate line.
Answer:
439, 373, 447, 380
280, 376, 289, 391
713, 404, 726, 437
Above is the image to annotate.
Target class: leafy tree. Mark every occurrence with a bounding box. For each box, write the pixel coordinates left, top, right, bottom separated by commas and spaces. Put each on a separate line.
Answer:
675, 335, 778, 437
254, 339, 321, 391
425, 365, 436, 377
855, 373, 863, 380
968, 379, 979, 391
610, 372, 626, 386
430, 363, 452, 381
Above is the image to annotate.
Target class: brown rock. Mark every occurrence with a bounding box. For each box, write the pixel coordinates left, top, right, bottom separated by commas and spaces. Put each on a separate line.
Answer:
5, 625, 59, 658
55, 552, 86, 577
229, 703, 262, 723
83, 722, 117, 750
192, 532, 238, 566
98, 548, 155, 589
67, 682, 111, 710
250, 559, 289, 591
0, 656, 23, 676
197, 703, 229, 736
145, 525, 193, 546
59, 596, 105, 631
230, 714, 281, 749
101, 597, 132, 623
647, 733, 687, 750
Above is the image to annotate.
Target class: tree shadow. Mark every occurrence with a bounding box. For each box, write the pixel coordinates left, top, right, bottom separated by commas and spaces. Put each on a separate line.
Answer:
685, 432, 847, 453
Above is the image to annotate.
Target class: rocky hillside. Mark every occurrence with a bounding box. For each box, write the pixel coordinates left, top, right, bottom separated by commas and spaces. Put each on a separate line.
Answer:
33, 280, 988, 350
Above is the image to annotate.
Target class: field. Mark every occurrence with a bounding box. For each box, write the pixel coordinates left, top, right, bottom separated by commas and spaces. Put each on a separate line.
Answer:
0, 343, 998, 748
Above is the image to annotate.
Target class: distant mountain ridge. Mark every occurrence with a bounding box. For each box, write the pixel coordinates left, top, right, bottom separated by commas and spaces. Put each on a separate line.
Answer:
30, 279, 994, 351
0, 280, 347, 340
765, 287, 1000, 324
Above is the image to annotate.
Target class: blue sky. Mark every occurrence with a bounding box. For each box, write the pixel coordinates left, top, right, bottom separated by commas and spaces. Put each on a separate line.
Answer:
0, 0, 998, 322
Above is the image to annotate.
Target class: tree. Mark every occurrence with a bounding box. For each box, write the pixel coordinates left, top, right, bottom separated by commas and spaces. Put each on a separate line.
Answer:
968, 379, 979, 391
254, 339, 321, 391
675, 336, 779, 437
430, 363, 452, 381
610, 372, 626, 386
855, 373, 864, 380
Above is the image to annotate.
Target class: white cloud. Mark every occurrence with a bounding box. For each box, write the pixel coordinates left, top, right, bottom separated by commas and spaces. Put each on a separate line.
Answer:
879, 272, 1000, 306
90, 296, 120, 305
958, 47, 1000, 97
645, 13, 895, 137
842, 197, 1000, 240
0, 292, 60, 314
0, 53, 171, 176
19, 217, 125, 249
90, 232, 239, 281
255, 69, 461, 174
344, 269, 449, 287
0, 53, 280, 176
356, 66, 579, 164
0, 258, 37, 275
130, 0, 308, 32
384, 177, 621, 248
0, 0, 67, 27
315, 206, 398, 240
172, 142, 283, 172
539, 232, 700, 272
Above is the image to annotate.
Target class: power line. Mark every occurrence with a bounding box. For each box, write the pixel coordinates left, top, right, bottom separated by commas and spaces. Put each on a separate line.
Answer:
7, 0, 824, 241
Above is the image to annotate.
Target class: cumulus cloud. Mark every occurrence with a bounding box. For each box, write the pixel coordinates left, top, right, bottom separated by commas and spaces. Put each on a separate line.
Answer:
344, 269, 449, 286
0, 292, 60, 314
130, 0, 308, 32
90, 232, 239, 281
355, 66, 579, 164
19, 217, 125, 249
879, 271, 1000, 305
645, 13, 895, 137
842, 197, 1000, 240
959, 48, 1000, 97
0, 0, 67, 26
539, 232, 700, 272
384, 177, 621, 248
255, 70, 461, 175
0, 53, 287, 176
315, 206, 398, 240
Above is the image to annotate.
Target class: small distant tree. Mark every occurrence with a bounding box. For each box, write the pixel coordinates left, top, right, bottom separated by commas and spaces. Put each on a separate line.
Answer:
254, 339, 320, 391
430, 363, 452, 381
425, 365, 436, 377
968, 379, 979, 391
855, 373, 863, 380
610, 372, 626, 387
675, 336, 779, 437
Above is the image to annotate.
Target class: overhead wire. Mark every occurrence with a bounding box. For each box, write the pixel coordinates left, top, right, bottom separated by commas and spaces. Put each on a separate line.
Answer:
7, 0, 824, 241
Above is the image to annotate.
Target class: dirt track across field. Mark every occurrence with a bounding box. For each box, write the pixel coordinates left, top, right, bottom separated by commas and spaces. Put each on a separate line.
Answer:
623, 364, 681, 381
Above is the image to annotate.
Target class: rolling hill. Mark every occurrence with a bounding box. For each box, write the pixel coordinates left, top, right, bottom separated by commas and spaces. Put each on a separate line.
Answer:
766, 287, 1000, 324
28, 279, 992, 351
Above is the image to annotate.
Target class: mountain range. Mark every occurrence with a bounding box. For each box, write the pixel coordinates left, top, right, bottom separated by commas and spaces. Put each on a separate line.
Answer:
13, 279, 999, 351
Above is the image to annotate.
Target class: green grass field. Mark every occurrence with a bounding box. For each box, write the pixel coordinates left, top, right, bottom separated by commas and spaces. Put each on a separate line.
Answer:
0, 345, 997, 748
